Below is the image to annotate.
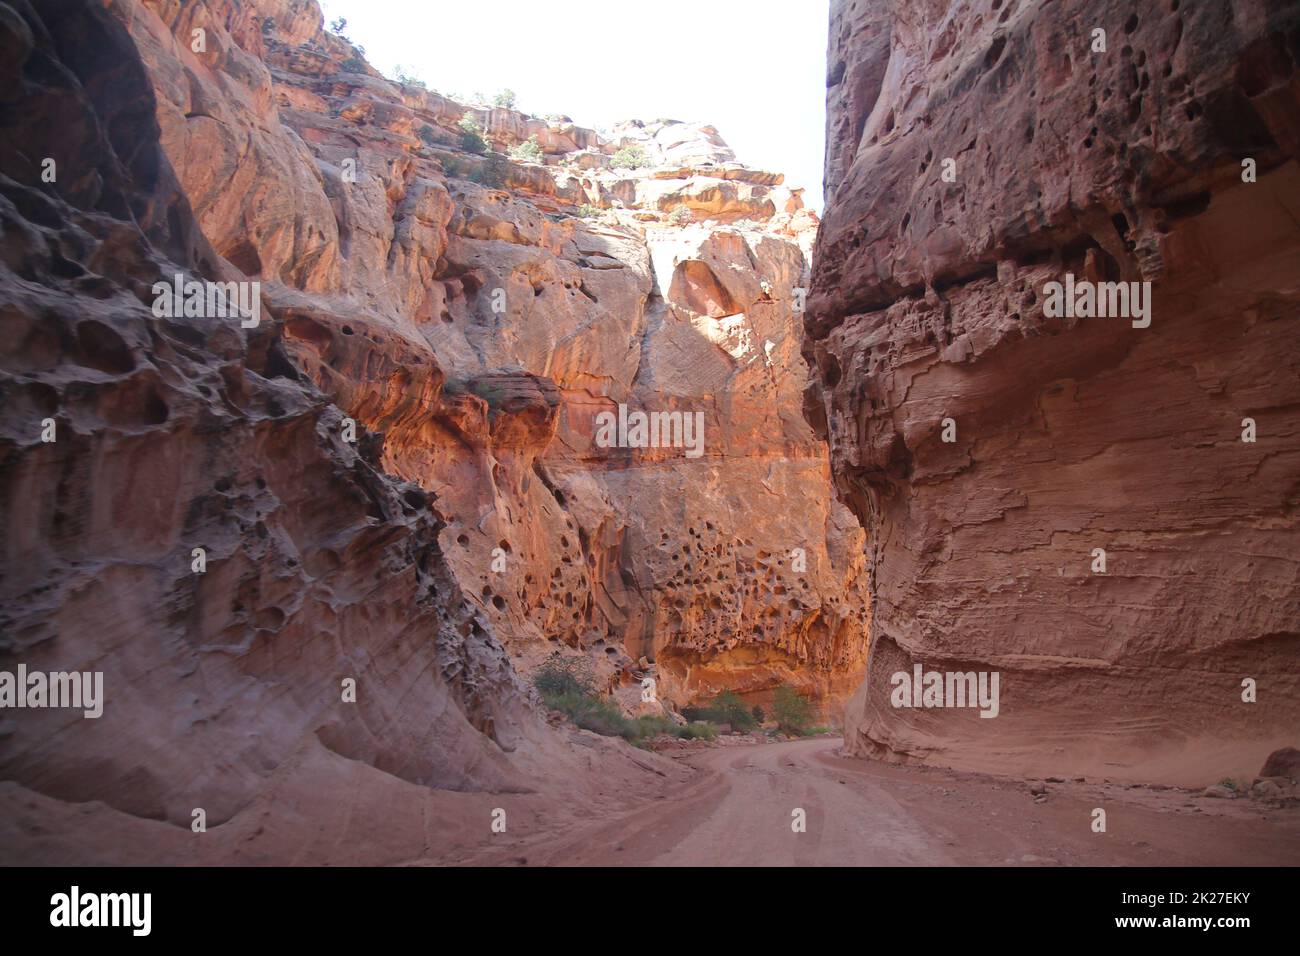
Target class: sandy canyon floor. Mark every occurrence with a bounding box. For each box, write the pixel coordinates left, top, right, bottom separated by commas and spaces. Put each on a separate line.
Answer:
446, 738, 1300, 867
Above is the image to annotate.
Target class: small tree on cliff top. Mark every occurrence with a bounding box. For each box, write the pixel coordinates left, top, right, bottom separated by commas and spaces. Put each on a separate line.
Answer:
612, 144, 649, 169
393, 64, 428, 91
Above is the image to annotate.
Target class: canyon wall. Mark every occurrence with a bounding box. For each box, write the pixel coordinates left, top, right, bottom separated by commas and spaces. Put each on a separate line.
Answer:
0, 0, 862, 861
807, 0, 1300, 784
130, 0, 869, 715
0, 0, 648, 865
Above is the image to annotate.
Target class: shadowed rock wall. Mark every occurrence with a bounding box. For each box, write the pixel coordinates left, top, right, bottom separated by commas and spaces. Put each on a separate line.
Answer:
807, 0, 1300, 784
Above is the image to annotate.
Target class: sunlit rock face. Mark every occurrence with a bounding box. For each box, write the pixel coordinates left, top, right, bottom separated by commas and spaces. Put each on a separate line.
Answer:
123, 0, 868, 715
807, 0, 1300, 784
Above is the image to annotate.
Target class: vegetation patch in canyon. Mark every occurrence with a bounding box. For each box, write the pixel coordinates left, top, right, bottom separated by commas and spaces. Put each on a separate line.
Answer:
773, 685, 816, 735
683, 690, 757, 731
457, 116, 488, 154
532, 659, 715, 746
611, 144, 649, 169
508, 136, 544, 164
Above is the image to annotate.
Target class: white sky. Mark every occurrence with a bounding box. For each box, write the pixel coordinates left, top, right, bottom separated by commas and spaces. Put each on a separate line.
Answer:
317, 0, 830, 210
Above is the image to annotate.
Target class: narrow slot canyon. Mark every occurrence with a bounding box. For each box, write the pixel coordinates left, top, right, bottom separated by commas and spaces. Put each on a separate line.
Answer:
0, 0, 1297, 875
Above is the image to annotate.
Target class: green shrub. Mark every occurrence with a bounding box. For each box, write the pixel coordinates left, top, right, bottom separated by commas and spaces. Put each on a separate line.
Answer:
340, 58, 366, 73
417, 123, 437, 146
752, 704, 765, 724
576, 203, 602, 219
669, 205, 693, 225
532, 658, 728, 746
329, 17, 347, 34
550, 692, 634, 737
532, 657, 596, 699
532, 659, 635, 739
457, 116, 488, 154
683, 690, 754, 731
632, 715, 678, 738
493, 89, 517, 109
612, 144, 649, 169
713, 690, 755, 730
773, 684, 814, 735
508, 136, 544, 164
393, 64, 427, 90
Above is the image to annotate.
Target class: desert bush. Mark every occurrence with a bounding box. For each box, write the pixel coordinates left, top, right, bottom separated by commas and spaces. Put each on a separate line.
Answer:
532, 657, 596, 699
393, 64, 427, 90
631, 715, 678, 738
457, 116, 488, 154
508, 136, 544, 164
773, 684, 814, 735
417, 123, 437, 146
669, 205, 693, 225
493, 89, 517, 109
612, 144, 649, 169
711, 690, 754, 730
532, 659, 727, 745
683, 690, 754, 731
532, 659, 633, 738
550, 692, 634, 738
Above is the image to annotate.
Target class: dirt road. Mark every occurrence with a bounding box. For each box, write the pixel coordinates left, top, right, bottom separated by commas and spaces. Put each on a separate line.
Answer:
460, 737, 1300, 866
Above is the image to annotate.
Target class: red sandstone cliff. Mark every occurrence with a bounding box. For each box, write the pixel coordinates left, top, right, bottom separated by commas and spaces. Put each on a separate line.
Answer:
129, 0, 869, 715
0, 0, 863, 862
807, 0, 1300, 784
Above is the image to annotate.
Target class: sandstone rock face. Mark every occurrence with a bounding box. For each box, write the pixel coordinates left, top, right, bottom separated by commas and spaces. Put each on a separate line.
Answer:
116, 0, 866, 716
0, 0, 861, 863
808, 0, 1300, 785
1, 0, 680, 865
1259, 747, 1300, 782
